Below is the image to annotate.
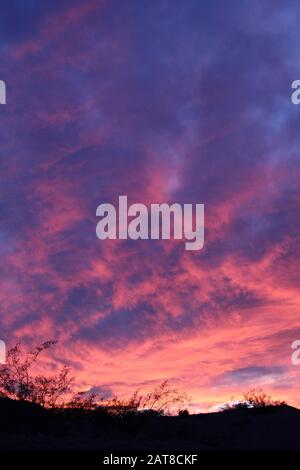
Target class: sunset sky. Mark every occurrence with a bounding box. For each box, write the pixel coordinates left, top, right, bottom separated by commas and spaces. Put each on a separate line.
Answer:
0, 0, 300, 412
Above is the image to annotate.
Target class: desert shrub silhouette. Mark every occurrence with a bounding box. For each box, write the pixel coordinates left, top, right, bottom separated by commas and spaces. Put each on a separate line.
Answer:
222, 388, 286, 412
97, 381, 190, 417
0, 341, 101, 411
178, 409, 189, 416
0, 341, 189, 415
0, 342, 299, 452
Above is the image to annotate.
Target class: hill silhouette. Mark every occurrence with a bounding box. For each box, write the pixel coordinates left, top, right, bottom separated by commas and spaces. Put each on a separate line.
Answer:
0, 396, 299, 451
1, 341, 299, 462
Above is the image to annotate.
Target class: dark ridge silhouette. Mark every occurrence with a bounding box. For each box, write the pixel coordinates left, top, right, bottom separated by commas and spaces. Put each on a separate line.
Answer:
1, 342, 299, 451
0, 397, 300, 450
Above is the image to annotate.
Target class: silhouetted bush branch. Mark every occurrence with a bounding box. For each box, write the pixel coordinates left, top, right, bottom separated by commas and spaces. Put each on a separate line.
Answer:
221, 388, 286, 411
0, 341, 71, 405
0, 342, 190, 416
104, 381, 190, 416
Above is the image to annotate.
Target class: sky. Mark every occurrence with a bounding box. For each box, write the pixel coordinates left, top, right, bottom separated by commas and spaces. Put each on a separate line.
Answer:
0, 0, 300, 412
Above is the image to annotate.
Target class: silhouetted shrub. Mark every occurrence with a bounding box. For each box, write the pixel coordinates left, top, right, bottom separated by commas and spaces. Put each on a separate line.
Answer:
104, 382, 189, 417
178, 409, 189, 416
141, 381, 190, 415
221, 388, 286, 412
0, 342, 97, 410
0, 342, 190, 416
243, 389, 286, 408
